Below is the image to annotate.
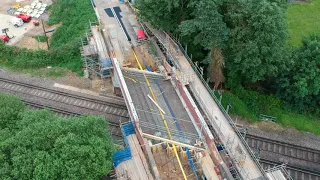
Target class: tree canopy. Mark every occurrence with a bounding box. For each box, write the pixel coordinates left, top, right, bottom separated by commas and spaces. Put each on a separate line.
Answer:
276, 35, 320, 112
135, 0, 191, 32
0, 93, 115, 179
136, 0, 289, 83
179, 0, 229, 89
179, 0, 229, 49
224, 0, 289, 82
135, 0, 320, 113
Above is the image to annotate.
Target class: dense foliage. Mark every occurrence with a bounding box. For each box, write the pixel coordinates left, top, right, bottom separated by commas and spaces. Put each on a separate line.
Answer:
0, 93, 115, 179
224, 0, 289, 82
135, 0, 191, 32
136, 0, 290, 83
179, 0, 229, 89
276, 35, 320, 112
135, 0, 320, 119
0, 0, 96, 75
48, 0, 96, 48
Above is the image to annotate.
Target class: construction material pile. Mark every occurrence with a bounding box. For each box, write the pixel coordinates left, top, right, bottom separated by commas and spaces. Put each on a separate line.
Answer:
7, 0, 47, 19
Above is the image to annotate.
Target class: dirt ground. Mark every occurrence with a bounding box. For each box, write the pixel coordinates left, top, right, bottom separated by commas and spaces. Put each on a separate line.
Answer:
0, 0, 53, 47
0, 13, 35, 45
126, 44, 158, 71
16, 22, 61, 50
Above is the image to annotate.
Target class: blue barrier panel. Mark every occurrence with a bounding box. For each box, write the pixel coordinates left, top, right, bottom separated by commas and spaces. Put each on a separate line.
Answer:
122, 122, 135, 136
121, 122, 135, 147
112, 148, 132, 167
112, 122, 136, 167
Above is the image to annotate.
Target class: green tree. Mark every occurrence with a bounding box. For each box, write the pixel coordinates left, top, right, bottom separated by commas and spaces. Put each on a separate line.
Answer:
179, 0, 229, 89
135, 0, 191, 32
0, 94, 115, 179
224, 0, 289, 83
0, 93, 25, 131
276, 35, 320, 112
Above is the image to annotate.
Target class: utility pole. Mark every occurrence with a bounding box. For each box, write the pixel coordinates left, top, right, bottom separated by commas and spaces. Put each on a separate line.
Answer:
41, 18, 49, 50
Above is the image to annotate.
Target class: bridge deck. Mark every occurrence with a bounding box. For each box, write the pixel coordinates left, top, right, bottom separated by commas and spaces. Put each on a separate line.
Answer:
123, 70, 199, 145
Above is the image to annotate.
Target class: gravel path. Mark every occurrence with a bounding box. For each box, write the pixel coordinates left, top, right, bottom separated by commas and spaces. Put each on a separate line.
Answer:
244, 120, 320, 151
0, 68, 119, 102
236, 118, 320, 171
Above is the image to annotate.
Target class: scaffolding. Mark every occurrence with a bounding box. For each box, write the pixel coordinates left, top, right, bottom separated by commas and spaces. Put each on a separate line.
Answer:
80, 30, 99, 77
80, 21, 112, 78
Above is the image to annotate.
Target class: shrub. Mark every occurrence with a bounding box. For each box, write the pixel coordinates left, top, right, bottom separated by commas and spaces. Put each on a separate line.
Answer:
33, 35, 47, 42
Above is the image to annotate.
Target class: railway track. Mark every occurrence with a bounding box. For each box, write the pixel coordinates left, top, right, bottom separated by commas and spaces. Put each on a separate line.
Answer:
24, 100, 123, 137
0, 77, 129, 122
260, 159, 320, 180
207, 123, 320, 179
245, 134, 320, 164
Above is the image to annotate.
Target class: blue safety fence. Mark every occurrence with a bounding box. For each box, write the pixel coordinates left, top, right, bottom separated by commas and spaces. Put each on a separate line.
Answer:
141, 58, 199, 180
112, 122, 136, 167
122, 122, 136, 137
112, 148, 131, 167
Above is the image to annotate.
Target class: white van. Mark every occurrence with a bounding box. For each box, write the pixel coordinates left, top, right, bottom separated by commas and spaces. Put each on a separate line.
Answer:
11, 17, 24, 27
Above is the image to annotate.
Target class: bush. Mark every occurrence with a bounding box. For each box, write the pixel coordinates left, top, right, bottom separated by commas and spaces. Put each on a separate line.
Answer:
33, 35, 47, 42
221, 87, 320, 135
231, 86, 281, 116
0, 93, 115, 179
48, 0, 96, 48
0, 93, 25, 131
217, 91, 258, 122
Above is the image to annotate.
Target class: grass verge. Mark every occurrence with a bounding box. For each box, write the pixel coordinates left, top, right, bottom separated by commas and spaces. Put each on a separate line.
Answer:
287, 0, 320, 46
33, 35, 47, 42
219, 89, 320, 135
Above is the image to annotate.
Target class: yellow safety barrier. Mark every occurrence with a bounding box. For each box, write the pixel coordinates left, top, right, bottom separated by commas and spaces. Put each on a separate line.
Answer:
131, 48, 188, 180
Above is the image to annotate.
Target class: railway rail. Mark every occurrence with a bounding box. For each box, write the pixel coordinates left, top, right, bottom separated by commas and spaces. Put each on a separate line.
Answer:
207, 124, 320, 179
245, 134, 320, 164
0, 76, 129, 123
24, 100, 123, 137
260, 159, 320, 180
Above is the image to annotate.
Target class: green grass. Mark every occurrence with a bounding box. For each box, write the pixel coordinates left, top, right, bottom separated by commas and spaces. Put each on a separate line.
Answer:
0, 63, 69, 78
288, 0, 320, 46
274, 109, 320, 134
33, 35, 47, 42
219, 90, 320, 135
217, 91, 259, 122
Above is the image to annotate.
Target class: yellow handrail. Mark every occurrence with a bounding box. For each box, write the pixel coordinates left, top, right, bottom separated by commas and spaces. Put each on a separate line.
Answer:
131, 48, 188, 180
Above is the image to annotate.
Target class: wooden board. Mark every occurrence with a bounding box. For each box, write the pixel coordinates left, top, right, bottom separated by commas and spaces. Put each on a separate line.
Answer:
115, 134, 153, 180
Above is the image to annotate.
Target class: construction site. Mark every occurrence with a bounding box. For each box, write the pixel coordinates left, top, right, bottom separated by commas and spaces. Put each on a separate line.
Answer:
77, 0, 295, 179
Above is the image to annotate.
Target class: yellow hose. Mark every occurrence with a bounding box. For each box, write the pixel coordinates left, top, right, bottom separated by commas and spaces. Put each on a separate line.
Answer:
132, 48, 188, 180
